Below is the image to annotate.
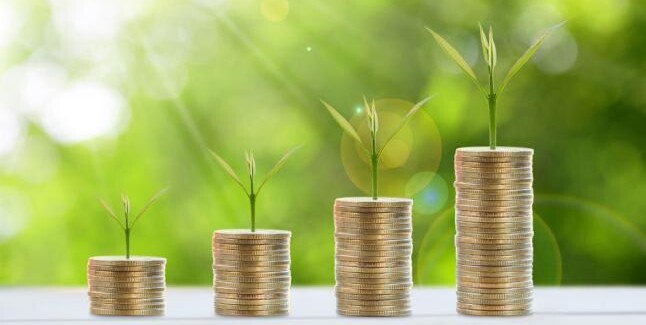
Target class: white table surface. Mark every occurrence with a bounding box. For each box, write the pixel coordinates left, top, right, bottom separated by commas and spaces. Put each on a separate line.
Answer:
1, 287, 644, 324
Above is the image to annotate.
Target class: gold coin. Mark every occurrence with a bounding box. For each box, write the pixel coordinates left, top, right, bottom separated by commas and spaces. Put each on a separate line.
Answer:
214, 275, 290, 284
456, 286, 533, 294
454, 183, 532, 191
88, 286, 165, 293
212, 243, 289, 251
90, 301, 165, 309
88, 291, 165, 299
88, 280, 165, 288
335, 249, 411, 258
457, 308, 529, 316
213, 265, 289, 272
90, 308, 164, 316
337, 309, 410, 317
457, 264, 532, 273
335, 233, 410, 240
335, 282, 411, 290
88, 270, 165, 278
212, 247, 290, 256
457, 290, 532, 300
88, 275, 165, 284
215, 297, 289, 306
456, 205, 532, 214
457, 259, 533, 267
214, 270, 290, 277
215, 292, 288, 300
334, 206, 412, 213
213, 253, 290, 262
88, 256, 166, 266
458, 280, 533, 289
457, 275, 532, 283
457, 231, 533, 240
334, 221, 411, 230
214, 229, 290, 239
456, 236, 532, 245
336, 304, 410, 312
457, 254, 532, 263
457, 247, 532, 255
456, 226, 533, 234
335, 243, 412, 251
458, 302, 531, 311
90, 297, 165, 304
336, 260, 410, 268
335, 238, 412, 246
456, 166, 532, 173
456, 147, 533, 155
215, 308, 287, 316
215, 303, 288, 311
214, 281, 290, 289
336, 277, 411, 285
335, 286, 409, 295
455, 161, 532, 169
335, 197, 412, 207
336, 266, 410, 275
88, 266, 165, 273
336, 293, 408, 300
214, 287, 288, 295
334, 214, 412, 222
335, 254, 410, 263
334, 228, 411, 236
457, 214, 532, 222
457, 270, 531, 279
456, 198, 533, 208
213, 260, 290, 267
456, 242, 533, 251
454, 156, 532, 164
336, 298, 409, 307
457, 221, 532, 229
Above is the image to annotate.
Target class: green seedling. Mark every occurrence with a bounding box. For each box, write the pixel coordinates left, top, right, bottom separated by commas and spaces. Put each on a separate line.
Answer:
427, 22, 564, 149
98, 188, 168, 259
322, 96, 433, 200
210, 146, 300, 232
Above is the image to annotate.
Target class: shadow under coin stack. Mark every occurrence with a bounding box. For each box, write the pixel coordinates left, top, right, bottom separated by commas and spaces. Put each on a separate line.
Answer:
87, 256, 166, 316
212, 230, 291, 316
334, 197, 413, 316
454, 147, 534, 316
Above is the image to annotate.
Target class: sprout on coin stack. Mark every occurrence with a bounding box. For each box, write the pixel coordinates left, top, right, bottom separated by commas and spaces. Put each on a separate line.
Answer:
428, 23, 563, 316
322, 96, 432, 316
209, 146, 299, 316
90, 189, 168, 316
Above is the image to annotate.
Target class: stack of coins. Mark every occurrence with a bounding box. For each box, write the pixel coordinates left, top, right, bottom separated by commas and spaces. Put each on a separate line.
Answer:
212, 229, 291, 316
334, 197, 413, 317
454, 147, 534, 316
87, 256, 166, 316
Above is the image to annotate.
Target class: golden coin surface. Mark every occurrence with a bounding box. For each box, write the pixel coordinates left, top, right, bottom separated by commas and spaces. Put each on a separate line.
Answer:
335, 197, 413, 207
212, 243, 289, 251
213, 253, 290, 262
458, 302, 531, 311
335, 249, 411, 258
214, 287, 288, 295
334, 206, 412, 213
457, 308, 529, 316
89, 256, 166, 266
457, 275, 532, 284
335, 266, 410, 274
336, 298, 409, 307
336, 293, 408, 300
215, 308, 287, 316
213, 264, 289, 272
215, 302, 288, 311
87, 276, 166, 284
335, 287, 409, 295
213, 259, 290, 267
215, 297, 289, 305
457, 290, 532, 300
214, 229, 290, 239
215, 292, 288, 300
90, 308, 164, 316
457, 280, 533, 289
456, 286, 533, 294
337, 309, 410, 317
335, 233, 410, 240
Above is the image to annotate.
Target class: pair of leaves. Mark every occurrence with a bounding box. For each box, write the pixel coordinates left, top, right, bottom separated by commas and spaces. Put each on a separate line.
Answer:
98, 188, 168, 230
321, 95, 434, 159
210, 146, 301, 197
427, 21, 564, 97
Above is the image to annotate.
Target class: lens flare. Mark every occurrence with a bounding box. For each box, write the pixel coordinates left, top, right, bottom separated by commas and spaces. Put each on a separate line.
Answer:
340, 98, 441, 196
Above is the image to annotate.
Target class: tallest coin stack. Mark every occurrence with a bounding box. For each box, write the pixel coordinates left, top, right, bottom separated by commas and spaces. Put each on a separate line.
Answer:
454, 147, 534, 316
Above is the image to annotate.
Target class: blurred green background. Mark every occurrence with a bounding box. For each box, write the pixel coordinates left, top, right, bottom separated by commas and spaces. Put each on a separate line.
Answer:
0, 0, 644, 286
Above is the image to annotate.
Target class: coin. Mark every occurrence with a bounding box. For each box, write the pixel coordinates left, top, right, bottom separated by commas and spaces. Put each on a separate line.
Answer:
215, 308, 287, 316
214, 298, 289, 306
335, 197, 412, 207
336, 293, 408, 300
336, 298, 409, 307
457, 308, 529, 316
337, 309, 410, 317
457, 290, 532, 300
90, 308, 164, 316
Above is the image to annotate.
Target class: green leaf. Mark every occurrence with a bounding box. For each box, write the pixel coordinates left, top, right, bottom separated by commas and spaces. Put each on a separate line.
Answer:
98, 198, 125, 230
131, 188, 168, 228
498, 21, 565, 96
489, 26, 497, 70
321, 100, 364, 146
121, 193, 130, 218
478, 23, 489, 66
378, 95, 435, 157
256, 145, 301, 195
426, 27, 484, 95
209, 149, 249, 195
245, 150, 256, 178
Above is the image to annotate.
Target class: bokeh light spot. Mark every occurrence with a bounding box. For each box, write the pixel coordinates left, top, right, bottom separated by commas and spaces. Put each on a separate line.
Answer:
0, 108, 23, 156
261, 0, 289, 23
407, 172, 449, 215
39, 80, 129, 144
0, 188, 29, 242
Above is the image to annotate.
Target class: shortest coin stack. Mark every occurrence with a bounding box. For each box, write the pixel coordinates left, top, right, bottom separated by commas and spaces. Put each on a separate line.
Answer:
454, 147, 534, 316
87, 256, 166, 316
334, 197, 413, 317
212, 229, 291, 316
